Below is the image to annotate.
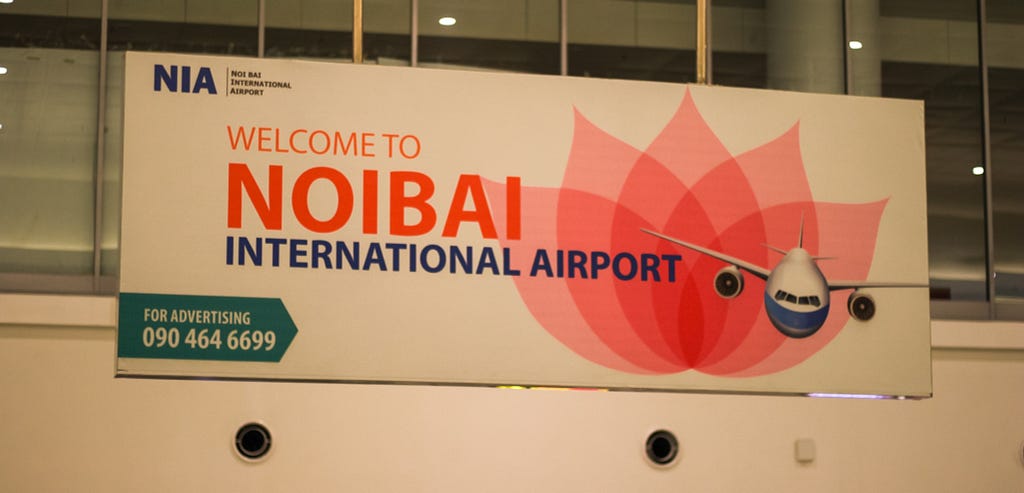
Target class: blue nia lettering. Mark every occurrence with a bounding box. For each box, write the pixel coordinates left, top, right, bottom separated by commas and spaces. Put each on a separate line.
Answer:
153, 64, 218, 94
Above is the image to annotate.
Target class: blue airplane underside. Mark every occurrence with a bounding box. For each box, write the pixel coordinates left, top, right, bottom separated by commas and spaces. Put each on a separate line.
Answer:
763, 291, 830, 338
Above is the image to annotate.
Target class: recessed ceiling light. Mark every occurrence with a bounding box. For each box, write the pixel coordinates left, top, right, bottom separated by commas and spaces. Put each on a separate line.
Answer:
848, 40, 863, 50
0, 0, 13, 5
438, 16, 456, 27
972, 166, 985, 176
0, 66, 7, 75
0, 123, 4, 130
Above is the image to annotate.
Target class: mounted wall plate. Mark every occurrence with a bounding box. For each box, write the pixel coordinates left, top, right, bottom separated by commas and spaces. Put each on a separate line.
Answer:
794, 438, 816, 463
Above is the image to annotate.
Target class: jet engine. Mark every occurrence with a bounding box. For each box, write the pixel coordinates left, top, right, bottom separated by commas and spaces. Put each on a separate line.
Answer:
714, 266, 744, 299
847, 291, 875, 321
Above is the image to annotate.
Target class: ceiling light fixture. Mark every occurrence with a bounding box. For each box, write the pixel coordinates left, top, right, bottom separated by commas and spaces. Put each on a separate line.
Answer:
0, 66, 7, 75
438, 16, 456, 27
973, 166, 985, 176
0, 0, 13, 5
848, 40, 863, 50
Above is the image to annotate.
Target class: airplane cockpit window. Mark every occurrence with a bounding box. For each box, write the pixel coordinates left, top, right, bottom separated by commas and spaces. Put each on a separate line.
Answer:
775, 291, 822, 307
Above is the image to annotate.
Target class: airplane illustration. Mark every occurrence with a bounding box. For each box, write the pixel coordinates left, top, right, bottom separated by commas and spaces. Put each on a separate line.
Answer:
641, 221, 927, 339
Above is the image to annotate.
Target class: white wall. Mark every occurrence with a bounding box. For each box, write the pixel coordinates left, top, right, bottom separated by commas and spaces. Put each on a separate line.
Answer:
1, 294, 1023, 491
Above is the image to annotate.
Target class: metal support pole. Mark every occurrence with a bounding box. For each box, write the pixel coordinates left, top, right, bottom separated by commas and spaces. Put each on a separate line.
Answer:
559, 0, 568, 76
844, 0, 881, 97
978, 0, 996, 315
411, 0, 419, 67
258, 0, 266, 58
353, 0, 364, 63
92, 0, 109, 291
696, 0, 711, 84
842, 0, 851, 94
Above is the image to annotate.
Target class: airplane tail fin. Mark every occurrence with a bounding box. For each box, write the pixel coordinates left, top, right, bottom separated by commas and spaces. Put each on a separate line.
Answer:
798, 212, 805, 249
764, 212, 834, 260
799, 211, 835, 261
764, 213, 808, 256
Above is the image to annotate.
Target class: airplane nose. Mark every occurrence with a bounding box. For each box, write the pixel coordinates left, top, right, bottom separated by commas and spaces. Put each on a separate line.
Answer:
764, 292, 829, 338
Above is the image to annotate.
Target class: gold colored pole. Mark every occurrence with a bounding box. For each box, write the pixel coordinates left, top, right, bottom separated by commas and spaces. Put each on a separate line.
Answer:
560, 0, 568, 76
411, 0, 419, 67
257, 0, 265, 57
696, 0, 709, 84
353, 0, 364, 64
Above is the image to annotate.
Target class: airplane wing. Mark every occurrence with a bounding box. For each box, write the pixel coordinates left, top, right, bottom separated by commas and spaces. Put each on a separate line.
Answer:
641, 229, 772, 280
828, 281, 929, 291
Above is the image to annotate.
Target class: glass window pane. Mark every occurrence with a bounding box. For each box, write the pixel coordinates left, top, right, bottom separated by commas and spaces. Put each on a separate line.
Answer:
713, 0, 844, 93
873, 0, 985, 301
988, 0, 1024, 300
365, 0, 411, 66
109, 0, 258, 55
570, 0, 694, 82
266, 0, 353, 60
0, 4, 100, 276
102, 53, 125, 277
420, 0, 559, 74
710, 0, 766, 88
0, 1, 101, 47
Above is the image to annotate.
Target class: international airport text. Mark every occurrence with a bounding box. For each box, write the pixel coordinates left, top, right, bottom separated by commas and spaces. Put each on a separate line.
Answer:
226, 236, 683, 282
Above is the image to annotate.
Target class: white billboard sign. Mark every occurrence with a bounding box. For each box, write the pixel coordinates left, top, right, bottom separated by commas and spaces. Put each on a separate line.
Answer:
118, 52, 931, 397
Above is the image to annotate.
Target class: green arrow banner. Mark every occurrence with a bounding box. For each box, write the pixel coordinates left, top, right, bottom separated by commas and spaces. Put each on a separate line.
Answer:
118, 293, 298, 362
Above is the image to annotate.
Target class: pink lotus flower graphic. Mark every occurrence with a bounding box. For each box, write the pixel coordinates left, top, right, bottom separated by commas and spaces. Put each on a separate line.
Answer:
485, 90, 887, 377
